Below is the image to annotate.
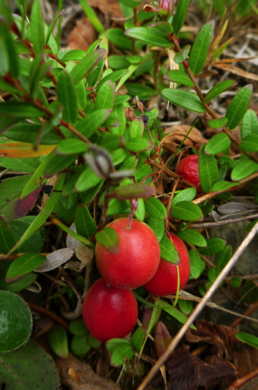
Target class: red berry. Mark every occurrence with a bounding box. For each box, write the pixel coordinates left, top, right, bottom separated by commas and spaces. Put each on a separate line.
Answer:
82, 278, 138, 341
176, 155, 200, 188
96, 218, 160, 289
144, 233, 190, 296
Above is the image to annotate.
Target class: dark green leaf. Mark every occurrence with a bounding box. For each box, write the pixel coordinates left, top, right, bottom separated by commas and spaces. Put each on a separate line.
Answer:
107, 28, 133, 50
172, 0, 191, 34
160, 235, 179, 263
158, 300, 188, 324
189, 23, 213, 74
226, 87, 252, 129
75, 205, 97, 238
171, 201, 203, 221
162, 89, 205, 113
0, 102, 43, 118
7, 273, 37, 293
231, 157, 258, 181
0, 341, 60, 390
145, 197, 167, 219
178, 229, 207, 247
241, 109, 258, 139
206, 237, 226, 254
6, 253, 45, 280
0, 21, 19, 77
240, 134, 258, 152
48, 326, 69, 358
30, 0, 45, 53
70, 48, 105, 84
205, 133, 231, 155
126, 83, 157, 100
205, 80, 234, 102
125, 26, 171, 48
76, 109, 111, 138
0, 291, 32, 352
96, 81, 115, 109
71, 334, 91, 357
199, 152, 219, 192
95, 227, 119, 250
69, 319, 88, 336
189, 249, 205, 279
56, 139, 87, 155
168, 69, 194, 87
57, 72, 78, 123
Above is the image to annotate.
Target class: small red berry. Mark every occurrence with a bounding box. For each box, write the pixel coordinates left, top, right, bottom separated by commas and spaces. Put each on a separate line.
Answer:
176, 155, 200, 188
82, 278, 138, 341
96, 218, 160, 289
144, 233, 190, 296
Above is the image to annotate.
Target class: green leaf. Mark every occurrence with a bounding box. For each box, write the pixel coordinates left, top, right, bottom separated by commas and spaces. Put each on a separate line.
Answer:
0, 341, 60, 390
75, 167, 103, 192
235, 331, 258, 349
205, 133, 231, 155
75, 205, 97, 238
71, 47, 104, 84
189, 23, 213, 74
206, 237, 226, 254
162, 89, 205, 113
240, 134, 258, 152
210, 180, 237, 192
79, 0, 104, 33
106, 338, 134, 366
96, 81, 115, 109
189, 249, 205, 279
6, 253, 46, 280
0, 102, 43, 118
30, 0, 45, 53
0, 291, 32, 352
76, 109, 111, 138
226, 87, 252, 129
199, 152, 219, 192
178, 229, 207, 247
168, 69, 194, 87
0, 21, 19, 77
71, 334, 91, 357
160, 235, 179, 263
208, 117, 228, 128
171, 201, 203, 221
126, 137, 150, 152
131, 327, 145, 352
7, 273, 37, 293
205, 80, 234, 102
0, 157, 39, 173
0, 220, 15, 253
56, 139, 87, 155
172, 0, 191, 34
172, 188, 196, 205
107, 28, 133, 50
48, 326, 69, 358
145, 197, 167, 219
158, 300, 188, 324
9, 175, 65, 254
147, 217, 164, 241
57, 72, 78, 123
95, 227, 119, 250
178, 299, 193, 314
125, 26, 171, 48
241, 109, 258, 139
231, 157, 258, 181
69, 319, 88, 336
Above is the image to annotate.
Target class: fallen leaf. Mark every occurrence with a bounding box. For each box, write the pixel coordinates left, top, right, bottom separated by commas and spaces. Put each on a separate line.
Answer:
89, 0, 122, 19
213, 63, 258, 81
0, 142, 56, 158
57, 355, 121, 390
36, 248, 74, 272
161, 125, 207, 153
154, 321, 172, 357
67, 17, 97, 50
15, 187, 42, 218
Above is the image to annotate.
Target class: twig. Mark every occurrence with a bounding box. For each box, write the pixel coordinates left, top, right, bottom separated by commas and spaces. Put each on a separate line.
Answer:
227, 366, 258, 390
190, 213, 258, 228
28, 302, 69, 329
136, 222, 258, 390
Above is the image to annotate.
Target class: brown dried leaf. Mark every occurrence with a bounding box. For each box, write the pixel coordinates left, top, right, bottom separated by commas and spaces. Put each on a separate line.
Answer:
161, 125, 207, 153
67, 17, 97, 50
213, 63, 258, 81
166, 348, 236, 390
154, 321, 172, 358
89, 0, 122, 19
57, 355, 121, 390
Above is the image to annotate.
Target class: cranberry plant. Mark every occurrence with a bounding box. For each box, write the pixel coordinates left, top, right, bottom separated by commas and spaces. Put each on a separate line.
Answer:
0, 0, 257, 387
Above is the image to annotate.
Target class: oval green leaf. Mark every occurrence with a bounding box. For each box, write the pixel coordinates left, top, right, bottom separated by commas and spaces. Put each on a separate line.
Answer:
205, 133, 231, 155
162, 89, 205, 113
189, 23, 213, 74
0, 291, 32, 352
226, 87, 252, 129
171, 201, 203, 221
178, 229, 207, 247
199, 152, 219, 192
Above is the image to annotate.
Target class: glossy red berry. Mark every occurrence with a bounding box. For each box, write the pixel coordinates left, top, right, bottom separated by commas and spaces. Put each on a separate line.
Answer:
176, 155, 200, 188
96, 218, 160, 289
82, 278, 138, 341
144, 233, 190, 296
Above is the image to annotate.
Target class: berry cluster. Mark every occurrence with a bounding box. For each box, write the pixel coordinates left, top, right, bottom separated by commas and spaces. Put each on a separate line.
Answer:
82, 217, 190, 341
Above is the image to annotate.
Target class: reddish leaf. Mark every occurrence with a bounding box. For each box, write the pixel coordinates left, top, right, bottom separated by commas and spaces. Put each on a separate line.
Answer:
15, 187, 41, 218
